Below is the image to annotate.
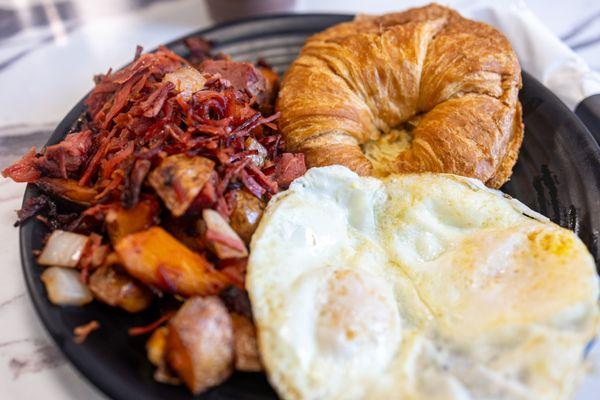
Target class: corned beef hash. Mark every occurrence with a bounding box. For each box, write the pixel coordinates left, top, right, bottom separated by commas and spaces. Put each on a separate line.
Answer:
3, 38, 305, 393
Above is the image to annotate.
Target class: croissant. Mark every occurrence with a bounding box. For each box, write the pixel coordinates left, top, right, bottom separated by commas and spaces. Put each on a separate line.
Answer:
277, 4, 523, 188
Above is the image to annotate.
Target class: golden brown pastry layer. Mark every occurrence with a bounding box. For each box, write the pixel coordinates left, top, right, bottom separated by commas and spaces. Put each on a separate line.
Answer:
277, 3, 523, 187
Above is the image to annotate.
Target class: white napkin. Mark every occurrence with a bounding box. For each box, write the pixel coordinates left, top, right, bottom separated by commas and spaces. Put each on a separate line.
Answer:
460, 0, 600, 110
296, 0, 600, 110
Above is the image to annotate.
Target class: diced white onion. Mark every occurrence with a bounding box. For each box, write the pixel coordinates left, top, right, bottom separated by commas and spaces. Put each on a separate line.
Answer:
40, 267, 93, 306
164, 66, 206, 99
245, 137, 267, 168
203, 209, 248, 259
38, 230, 89, 268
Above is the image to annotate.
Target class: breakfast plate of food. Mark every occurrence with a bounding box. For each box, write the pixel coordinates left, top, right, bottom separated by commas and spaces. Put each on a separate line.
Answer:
5, 4, 600, 400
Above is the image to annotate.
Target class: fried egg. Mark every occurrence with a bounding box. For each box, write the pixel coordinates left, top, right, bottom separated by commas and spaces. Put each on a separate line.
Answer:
247, 166, 600, 400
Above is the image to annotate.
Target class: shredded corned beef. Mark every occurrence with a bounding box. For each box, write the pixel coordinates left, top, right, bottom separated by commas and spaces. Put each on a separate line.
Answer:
4, 45, 305, 215
200, 59, 266, 98
39, 130, 93, 179
3, 147, 40, 183
273, 153, 306, 188
121, 159, 151, 208
4, 131, 92, 182
4, 39, 308, 279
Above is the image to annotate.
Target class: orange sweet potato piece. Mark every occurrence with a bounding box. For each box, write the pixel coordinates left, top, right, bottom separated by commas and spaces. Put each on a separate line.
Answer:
115, 227, 229, 297
106, 198, 160, 244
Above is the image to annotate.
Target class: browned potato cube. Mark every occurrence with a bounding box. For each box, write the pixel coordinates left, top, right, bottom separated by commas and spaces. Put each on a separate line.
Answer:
88, 265, 153, 313
148, 154, 214, 217
36, 177, 98, 205
147, 326, 181, 385
229, 189, 265, 244
147, 326, 169, 367
106, 198, 159, 244
231, 313, 262, 372
256, 66, 279, 114
167, 297, 234, 394
115, 227, 229, 297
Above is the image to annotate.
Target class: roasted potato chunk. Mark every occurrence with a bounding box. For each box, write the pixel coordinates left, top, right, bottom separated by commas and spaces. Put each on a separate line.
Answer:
229, 189, 265, 244
106, 198, 159, 244
88, 265, 153, 313
147, 326, 169, 367
148, 154, 214, 217
115, 227, 229, 297
36, 177, 98, 205
256, 66, 279, 114
202, 209, 248, 259
231, 313, 262, 372
164, 66, 207, 100
167, 297, 234, 394
147, 326, 181, 385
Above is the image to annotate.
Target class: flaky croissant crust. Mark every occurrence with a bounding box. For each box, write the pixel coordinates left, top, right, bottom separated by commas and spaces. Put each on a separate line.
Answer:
277, 3, 523, 188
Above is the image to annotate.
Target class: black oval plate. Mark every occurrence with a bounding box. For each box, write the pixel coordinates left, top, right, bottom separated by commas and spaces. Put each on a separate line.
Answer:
19, 13, 600, 400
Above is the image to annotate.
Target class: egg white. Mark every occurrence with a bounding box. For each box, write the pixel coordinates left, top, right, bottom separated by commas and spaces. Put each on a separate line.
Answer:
247, 166, 600, 400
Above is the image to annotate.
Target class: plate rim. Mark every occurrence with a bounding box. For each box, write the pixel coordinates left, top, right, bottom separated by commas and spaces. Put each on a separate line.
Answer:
18, 12, 600, 400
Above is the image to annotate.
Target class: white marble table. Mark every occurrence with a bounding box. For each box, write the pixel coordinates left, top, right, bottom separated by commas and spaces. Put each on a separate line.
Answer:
0, 1, 599, 399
